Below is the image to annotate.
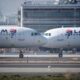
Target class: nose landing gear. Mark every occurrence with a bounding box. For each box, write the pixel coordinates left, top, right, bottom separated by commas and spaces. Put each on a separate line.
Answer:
59, 48, 63, 58
19, 50, 24, 58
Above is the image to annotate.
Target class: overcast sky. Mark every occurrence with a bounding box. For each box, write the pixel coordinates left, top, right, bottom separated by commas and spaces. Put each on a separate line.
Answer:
0, 0, 25, 16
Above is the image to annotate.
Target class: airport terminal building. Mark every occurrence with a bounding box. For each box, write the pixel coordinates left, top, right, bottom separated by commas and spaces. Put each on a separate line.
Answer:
18, 0, 80, 32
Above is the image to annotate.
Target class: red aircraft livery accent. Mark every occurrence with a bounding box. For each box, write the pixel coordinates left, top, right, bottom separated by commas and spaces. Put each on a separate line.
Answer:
10, 29, 16, 32
10, 29, 17, 38
66, 29, 72, 32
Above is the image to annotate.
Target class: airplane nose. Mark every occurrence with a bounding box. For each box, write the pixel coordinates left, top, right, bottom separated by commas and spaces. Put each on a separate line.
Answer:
37, 36, 47, 45
41, 37, 49, 48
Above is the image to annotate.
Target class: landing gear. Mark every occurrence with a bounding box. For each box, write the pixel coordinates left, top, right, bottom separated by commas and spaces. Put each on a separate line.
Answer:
19, 50, 24, 58
58, 48, 63, 58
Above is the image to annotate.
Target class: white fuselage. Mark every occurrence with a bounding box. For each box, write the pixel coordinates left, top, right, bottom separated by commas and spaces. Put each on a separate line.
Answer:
43, 27, 80, 49
0, 26, 46, 48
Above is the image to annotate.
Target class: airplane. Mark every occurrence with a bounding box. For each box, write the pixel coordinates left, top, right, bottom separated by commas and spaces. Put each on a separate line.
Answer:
42, 27, 80, 53
0, 25, 47, 48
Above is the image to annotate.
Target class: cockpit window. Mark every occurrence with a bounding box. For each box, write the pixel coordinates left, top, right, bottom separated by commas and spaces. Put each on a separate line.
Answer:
44, 33, 51, 36
31, 32, 41, 36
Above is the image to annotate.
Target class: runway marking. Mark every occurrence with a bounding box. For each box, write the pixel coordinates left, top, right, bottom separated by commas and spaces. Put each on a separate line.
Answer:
0, 68, 80, 73
0, 61, 80, 64
0, 54, 80, 58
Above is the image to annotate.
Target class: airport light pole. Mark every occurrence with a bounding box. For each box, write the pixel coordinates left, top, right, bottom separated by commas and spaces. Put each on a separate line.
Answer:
74, 6, 76, 27
21, 5, 23, 27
